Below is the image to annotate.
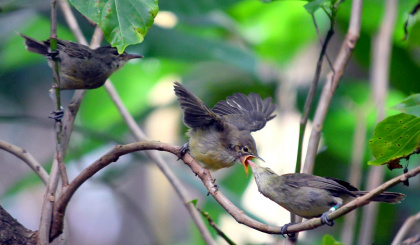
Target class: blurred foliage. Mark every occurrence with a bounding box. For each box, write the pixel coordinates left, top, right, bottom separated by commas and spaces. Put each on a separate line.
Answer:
322, 234, 343, 245
0, 0, 420, 244
392, 93, 420, 117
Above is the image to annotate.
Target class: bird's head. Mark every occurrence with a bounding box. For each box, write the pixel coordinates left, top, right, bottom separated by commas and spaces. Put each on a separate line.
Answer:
230, 131, 264, 177
96, 47, 143, 71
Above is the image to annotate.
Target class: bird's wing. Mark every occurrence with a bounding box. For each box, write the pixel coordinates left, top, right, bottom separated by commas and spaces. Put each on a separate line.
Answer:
283, 173, 355, 195
174, 82, 222, 129
60, 41, 93, 59
212, 92, 276, 132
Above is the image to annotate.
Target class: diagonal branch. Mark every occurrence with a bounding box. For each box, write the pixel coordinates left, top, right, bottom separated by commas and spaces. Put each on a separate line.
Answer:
0, 140, 49, 185
359, 0, 397, 244
391, 211, 420, 245
51, 141, 418, 236
303, 0, 363, 174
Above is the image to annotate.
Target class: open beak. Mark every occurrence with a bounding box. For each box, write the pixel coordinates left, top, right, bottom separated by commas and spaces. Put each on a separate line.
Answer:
239, 155, 264, 177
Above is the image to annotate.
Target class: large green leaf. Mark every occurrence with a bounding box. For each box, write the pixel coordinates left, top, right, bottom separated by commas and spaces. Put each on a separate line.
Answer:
69, 0, 159, 52
368, 113, 420, 169
391, 94, 420, 117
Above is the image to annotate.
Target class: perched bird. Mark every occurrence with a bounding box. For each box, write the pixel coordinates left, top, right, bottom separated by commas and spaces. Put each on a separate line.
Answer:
174, 82, 276, 176
248, 161, 405, 231
19, 33, 143, 90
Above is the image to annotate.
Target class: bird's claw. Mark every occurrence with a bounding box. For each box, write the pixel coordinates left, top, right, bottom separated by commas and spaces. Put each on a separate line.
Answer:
320, 213, 334, 226
281, 223, 295, 238
49, 109, 64, 122
47, 50, 59, 60
177, 142, 190, 160
207, 182, 219, 196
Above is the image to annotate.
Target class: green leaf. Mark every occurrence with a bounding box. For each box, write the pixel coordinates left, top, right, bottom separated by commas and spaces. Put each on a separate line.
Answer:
368, 113, 420, 169
391, 94, 420, 117
69, 0, 159, 52
304, 0, 330, 14
189, 199, 198, 207
322, 234, 343, 245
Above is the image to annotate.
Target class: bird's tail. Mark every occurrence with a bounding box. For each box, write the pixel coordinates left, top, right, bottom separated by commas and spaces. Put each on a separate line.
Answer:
354, 191, 405, 204
18, 33, 49, 56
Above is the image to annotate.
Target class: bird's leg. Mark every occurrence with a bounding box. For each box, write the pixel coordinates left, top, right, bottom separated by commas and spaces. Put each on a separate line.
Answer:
207, 179, 219, 196
49, 107, 64, 122
320, 204, 341, 226
403, 160, 410, 186
46, 50, 59, 60
177, 142, 190, 160
280, 223, 296, 238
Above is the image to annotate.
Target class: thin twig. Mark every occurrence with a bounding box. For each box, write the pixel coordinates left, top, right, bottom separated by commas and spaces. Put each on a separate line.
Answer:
303, 0, 363, 174
38, 0, 65, 243
58, 0, 87, 45
358, 1, 397, 244
391, 212, 420, 245
39, 2, 104, 242
341, 106, 367, 245
291, 13, 336, 244
52, 141, 418, 236
103, 81, 215, 244
0, 140, 49, 185
295, 14, 335, 173
197, 207, 236, 245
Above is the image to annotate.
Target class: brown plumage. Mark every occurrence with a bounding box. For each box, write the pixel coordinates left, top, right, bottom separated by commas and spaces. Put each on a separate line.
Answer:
174, 82, 276, 175
19, 33, 143, 90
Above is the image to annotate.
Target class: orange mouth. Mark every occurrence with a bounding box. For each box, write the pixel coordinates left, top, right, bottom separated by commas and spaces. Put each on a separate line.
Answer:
240, 155, 255, 177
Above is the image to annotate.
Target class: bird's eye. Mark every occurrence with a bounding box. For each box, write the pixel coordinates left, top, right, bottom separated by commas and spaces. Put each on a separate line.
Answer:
243, 146, 249, 152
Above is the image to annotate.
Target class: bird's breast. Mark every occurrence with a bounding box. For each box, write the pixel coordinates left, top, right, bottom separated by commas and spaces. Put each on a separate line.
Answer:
188, 128, 236, 170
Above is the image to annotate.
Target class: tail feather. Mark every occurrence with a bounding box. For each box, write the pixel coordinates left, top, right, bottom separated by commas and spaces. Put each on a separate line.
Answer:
355, 191, 405, 204
18, 33, 49, 56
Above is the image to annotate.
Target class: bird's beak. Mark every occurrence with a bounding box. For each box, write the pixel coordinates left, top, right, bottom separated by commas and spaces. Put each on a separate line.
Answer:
239, 155, 264, 177
123, 53, 144, 60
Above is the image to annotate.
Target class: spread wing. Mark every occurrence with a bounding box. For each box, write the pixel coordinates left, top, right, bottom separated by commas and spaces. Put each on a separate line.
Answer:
174, 82, 222, 129
283, 173, 356, 196
212, 92, 276, 132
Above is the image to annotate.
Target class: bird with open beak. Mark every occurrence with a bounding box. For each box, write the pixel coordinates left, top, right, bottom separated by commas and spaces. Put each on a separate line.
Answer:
174, 82, 276, 176
247, 160, 405, 235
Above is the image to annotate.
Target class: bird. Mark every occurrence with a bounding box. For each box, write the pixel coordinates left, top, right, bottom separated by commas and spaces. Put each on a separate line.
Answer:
174, 82, 276, 176
19, 33, 143, 90
248, 161, 405, 234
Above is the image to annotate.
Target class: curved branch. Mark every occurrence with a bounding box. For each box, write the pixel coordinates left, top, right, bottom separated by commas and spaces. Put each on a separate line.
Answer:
0, 140, 49, 185
52, 141, 419, 236
391, 211, 420, 245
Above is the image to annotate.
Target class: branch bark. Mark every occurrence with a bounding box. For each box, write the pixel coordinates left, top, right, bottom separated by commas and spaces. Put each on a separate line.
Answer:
0, 205, 37, 245
51, 141, 418, 237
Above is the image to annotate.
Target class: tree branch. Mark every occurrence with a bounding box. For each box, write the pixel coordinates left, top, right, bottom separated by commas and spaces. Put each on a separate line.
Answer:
0, 140, 49, 185
392, 211, 420, 245
38, 1, 104, 242
0, 205, 37, 245
358, 0, 397, 244
52, 0, 214, 242
303, 0, 363, 174
51, 141, 418, 236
